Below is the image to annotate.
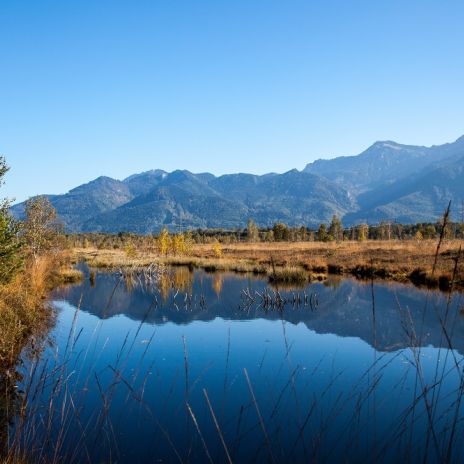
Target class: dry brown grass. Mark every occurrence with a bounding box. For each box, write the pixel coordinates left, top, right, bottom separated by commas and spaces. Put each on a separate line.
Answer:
74, 239, 464, 290
0, 252, 83, 461
0, 253, 83, 370
0, 275, 47, 369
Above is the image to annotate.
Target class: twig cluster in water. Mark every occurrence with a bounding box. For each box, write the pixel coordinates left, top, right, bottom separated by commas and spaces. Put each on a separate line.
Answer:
240, 287, 318, 311
117, 262, 165, 290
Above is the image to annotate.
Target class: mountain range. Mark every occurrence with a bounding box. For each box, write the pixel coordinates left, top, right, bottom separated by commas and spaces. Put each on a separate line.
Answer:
11, 135, 464, 233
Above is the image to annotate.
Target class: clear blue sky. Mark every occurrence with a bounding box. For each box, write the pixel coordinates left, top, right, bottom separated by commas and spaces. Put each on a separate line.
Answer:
1, 0, 463, 202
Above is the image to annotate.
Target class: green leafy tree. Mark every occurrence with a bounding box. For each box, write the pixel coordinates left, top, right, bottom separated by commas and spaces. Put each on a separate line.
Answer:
329, 215, 343, 242
423, 224, 436, 239
0, 157, 23, 283
273, 223, 289, 241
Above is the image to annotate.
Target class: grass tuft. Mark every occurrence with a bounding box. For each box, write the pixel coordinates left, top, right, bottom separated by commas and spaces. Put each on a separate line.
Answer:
268, 266, 308, 284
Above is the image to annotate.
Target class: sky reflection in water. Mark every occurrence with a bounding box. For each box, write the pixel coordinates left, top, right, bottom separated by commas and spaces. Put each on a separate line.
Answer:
25, 267, 464, 462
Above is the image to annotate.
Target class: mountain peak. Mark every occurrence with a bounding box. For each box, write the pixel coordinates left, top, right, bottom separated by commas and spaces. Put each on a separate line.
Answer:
123, 169, 166, 183
69, 175, 120, 193
366, 140, 403, 152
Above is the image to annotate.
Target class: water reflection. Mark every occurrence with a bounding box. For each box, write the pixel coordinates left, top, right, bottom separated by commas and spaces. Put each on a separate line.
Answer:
212, 273, 223, 297
54, 266, 464, 355
7, 267, 464, 463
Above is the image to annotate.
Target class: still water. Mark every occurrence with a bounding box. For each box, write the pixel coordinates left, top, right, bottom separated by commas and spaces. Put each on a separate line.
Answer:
14, 267, 464, 463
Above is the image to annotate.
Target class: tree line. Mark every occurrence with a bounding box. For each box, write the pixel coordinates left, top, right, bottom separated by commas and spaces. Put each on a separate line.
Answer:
67, 214, 464, 253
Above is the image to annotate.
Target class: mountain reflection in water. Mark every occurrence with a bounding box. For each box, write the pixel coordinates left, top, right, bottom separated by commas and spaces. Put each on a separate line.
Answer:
54, 266, 464, 355
8, 266, 464, 463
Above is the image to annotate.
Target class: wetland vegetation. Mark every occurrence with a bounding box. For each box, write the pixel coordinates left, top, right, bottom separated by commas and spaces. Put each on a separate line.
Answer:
71, 235, 464, 291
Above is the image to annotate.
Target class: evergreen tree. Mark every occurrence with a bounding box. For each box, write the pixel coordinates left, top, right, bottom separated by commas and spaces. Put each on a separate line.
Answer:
316, 223, 328, 242
0, 157, 22, 283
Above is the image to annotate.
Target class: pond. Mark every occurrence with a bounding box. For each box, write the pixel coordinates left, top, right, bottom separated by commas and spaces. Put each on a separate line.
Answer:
9, 266, 464, 463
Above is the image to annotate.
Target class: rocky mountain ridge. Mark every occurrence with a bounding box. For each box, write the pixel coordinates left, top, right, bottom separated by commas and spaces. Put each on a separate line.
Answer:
11, 135, 464, 232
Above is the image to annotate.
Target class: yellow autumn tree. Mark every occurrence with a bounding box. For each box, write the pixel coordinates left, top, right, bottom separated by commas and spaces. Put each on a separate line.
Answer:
171, 233, 187, 255
158, 228, 170, 256
212, 240, 222, 258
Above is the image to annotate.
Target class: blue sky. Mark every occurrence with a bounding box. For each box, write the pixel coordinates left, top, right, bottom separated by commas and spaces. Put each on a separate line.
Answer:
1, 0, 463, 202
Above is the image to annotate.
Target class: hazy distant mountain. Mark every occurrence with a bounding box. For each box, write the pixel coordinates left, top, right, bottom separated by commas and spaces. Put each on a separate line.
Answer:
344, 153, 464, 224
11, 135, 464, 232
304, 135, 464, 192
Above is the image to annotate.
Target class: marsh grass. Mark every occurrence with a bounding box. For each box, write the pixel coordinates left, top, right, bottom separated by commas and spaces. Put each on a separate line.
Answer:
56, 268, 84, 284
268, 266, 308, 285
74, 237, 464, 291
0, 254, 76, 370
0, 250, 84, 461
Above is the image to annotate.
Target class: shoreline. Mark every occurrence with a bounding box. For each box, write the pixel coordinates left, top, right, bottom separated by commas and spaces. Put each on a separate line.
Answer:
72, 240, 464, 292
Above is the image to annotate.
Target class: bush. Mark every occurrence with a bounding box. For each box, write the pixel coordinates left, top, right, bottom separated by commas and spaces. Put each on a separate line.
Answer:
212, 241, 223, 258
